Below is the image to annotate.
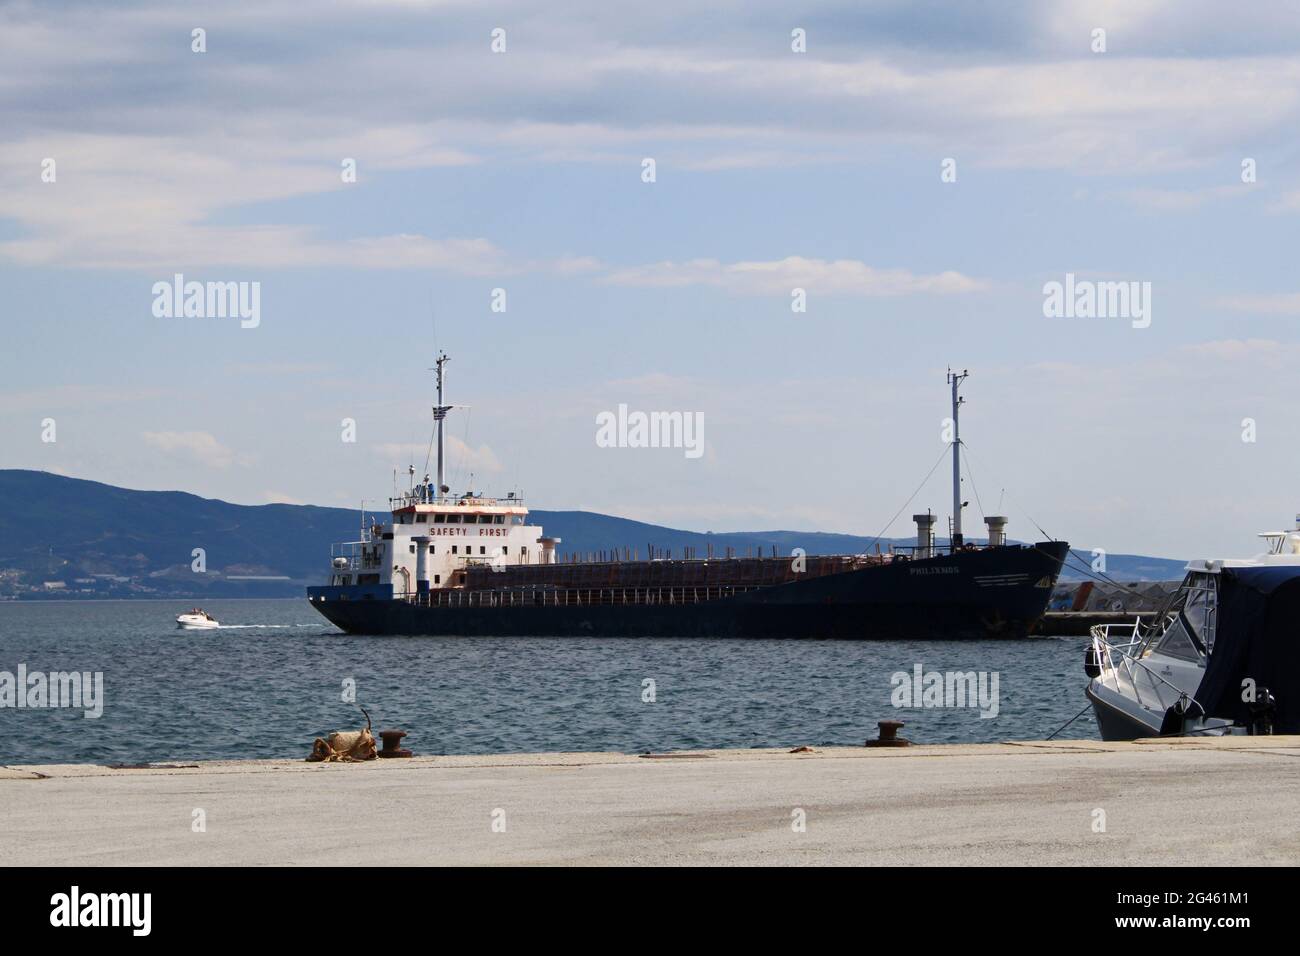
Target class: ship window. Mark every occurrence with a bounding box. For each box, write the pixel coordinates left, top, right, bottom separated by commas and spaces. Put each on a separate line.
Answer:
494, 515, 505, 524
511, 516, 524, 525
409, 544, 415, 554
429, 545, 435, 554
434, 575, 441, 584
452, 546, 458, 554
415, 514, 427, 523
503, 547, 509, 555
480, 546, 486, 554
1156, 619, 1202, 662
446, 515, 461, 524
433, 514, 446, 524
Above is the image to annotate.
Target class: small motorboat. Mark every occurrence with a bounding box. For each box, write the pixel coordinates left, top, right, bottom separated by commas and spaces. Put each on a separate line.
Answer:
1085, 520, 1300, 740
176, 608, 220, 630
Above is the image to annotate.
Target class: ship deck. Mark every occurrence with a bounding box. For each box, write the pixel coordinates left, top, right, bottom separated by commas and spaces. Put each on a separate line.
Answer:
435, 553, 885, 608
410, 582, 766, 609
462, 553, 876, 592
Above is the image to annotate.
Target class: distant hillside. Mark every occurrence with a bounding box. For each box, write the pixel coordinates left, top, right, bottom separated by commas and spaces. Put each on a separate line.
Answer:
0, 470, 1183, 598
0, 470, 361, 598
1062, 550, 1187, 583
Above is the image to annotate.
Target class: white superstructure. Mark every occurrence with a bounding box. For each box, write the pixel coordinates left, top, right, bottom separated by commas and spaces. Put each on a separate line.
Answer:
323, 353, 551, 598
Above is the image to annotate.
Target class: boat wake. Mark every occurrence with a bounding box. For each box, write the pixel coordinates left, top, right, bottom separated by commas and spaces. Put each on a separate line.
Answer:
207, 623, 319, 630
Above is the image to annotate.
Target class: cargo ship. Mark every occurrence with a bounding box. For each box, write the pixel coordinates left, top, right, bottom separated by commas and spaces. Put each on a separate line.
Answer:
307, 357, 1068, 638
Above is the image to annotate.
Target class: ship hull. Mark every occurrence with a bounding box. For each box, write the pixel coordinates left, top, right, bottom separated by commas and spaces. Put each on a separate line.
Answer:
308, 542, 1069, 639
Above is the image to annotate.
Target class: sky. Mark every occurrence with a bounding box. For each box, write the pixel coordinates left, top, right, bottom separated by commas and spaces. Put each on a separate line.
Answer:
2, 0, 1300, 560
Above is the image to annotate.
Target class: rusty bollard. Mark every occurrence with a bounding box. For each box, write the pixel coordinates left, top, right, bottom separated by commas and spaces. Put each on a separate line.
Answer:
378, 729, 413, 758
865, 719, 910, 747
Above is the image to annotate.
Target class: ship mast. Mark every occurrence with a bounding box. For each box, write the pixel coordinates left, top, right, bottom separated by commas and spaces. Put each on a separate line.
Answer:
947, 368, 968, 549
432, 352, 451, 500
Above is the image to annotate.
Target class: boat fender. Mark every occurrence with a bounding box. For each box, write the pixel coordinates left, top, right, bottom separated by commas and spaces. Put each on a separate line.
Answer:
1159, 696, 1204, 736
1083, 644, 1101, 679
1248, 687, 1277, 736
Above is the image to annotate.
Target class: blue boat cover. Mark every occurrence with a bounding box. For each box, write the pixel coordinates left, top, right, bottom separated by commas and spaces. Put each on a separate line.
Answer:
1193, 565, 1300, 732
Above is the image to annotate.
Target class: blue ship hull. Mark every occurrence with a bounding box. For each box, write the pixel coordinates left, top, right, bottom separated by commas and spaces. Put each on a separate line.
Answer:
308, 541, 1069, 639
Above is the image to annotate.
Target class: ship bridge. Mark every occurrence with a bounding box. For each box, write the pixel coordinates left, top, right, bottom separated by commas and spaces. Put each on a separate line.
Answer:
311, 353, 551, 603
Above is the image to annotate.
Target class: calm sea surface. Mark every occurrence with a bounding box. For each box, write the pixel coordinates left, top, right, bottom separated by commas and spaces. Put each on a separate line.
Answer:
0, 600, 1101, 764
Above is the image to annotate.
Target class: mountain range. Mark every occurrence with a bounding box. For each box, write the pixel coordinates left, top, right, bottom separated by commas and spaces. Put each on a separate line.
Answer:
0, 470, 1187, 598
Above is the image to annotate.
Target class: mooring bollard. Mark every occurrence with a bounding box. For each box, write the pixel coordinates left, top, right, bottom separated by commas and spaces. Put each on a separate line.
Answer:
865, 719, 910, 747
378, 729, 413, 758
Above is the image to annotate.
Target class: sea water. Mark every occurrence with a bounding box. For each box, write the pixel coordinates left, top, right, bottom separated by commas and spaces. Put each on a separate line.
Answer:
0, 599, 1099, 763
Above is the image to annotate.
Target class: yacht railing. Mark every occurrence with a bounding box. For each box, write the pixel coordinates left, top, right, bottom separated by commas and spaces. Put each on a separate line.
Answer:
1089, 616, 1199, 716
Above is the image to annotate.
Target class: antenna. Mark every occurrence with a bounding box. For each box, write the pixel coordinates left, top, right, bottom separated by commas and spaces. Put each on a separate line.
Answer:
947, 367, 969, 548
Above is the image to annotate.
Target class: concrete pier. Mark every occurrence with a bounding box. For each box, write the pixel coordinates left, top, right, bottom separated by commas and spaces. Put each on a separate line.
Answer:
4, 737, 1300, 866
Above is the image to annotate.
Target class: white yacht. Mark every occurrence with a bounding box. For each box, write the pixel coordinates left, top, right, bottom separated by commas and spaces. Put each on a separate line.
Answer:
176, 608, 220, 630
1085, 519, 1300, 740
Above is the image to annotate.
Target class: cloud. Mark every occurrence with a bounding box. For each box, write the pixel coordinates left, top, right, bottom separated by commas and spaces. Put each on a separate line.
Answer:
0, 385, 166, 413
1116, 185, 1249, 212
373, 435, 504, 477
602, 256, 987, 296
262, 490, 306, 505
225, 361, 332, 376
1182, 338, 1295, 361
1215, 293, 1300, 316
3, 2, 1300, 272
1269, 191, 1300, 214
141, 431, 247, 469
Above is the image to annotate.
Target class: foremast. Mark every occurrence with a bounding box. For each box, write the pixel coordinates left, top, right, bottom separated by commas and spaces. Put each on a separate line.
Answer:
947, 367, 968, 547
432, 351, 452, 501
